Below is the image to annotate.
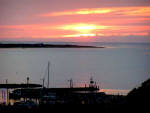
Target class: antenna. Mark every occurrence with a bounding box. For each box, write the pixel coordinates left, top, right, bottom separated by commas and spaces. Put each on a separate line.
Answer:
27, 77, 29, 85
89, 77, 94, 88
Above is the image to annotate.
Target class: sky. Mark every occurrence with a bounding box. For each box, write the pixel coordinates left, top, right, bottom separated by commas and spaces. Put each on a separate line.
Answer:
0, 0, 150, 42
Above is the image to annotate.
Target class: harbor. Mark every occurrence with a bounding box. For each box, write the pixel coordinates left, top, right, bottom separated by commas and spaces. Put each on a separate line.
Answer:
0, 61, 124, 108
0, 76, 126, 113
0, 61, 103, 106
0, 76, 102, 105
1, 77, 149, 113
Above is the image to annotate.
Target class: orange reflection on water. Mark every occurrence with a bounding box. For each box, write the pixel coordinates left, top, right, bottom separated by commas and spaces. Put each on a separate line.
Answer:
100, 89, 130, 95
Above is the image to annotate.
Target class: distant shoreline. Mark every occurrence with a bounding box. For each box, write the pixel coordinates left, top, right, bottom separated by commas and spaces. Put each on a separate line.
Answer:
0, 43, 105, 48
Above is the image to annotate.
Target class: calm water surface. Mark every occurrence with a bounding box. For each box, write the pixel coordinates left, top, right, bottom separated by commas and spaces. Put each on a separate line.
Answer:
0, 42, 150, 95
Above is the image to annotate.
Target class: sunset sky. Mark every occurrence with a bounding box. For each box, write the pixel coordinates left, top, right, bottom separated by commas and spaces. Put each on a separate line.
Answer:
0, 0, 150, 42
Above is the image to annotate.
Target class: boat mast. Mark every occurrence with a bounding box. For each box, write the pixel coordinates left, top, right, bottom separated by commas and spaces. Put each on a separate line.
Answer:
68, 79, 73, 88
47, 61, 50, 88
41, 78, 45, 88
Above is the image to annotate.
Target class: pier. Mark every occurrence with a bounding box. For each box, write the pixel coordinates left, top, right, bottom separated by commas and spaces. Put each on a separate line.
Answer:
0, 84, 42, 89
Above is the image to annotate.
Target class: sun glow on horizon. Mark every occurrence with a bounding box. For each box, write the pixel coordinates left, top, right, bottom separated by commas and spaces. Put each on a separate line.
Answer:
56, 23, 110, 38
57, 23, 109, 37
63, 33, 96, 37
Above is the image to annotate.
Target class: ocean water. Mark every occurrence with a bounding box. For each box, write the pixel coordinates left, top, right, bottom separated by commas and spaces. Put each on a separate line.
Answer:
0, 42, 150, 95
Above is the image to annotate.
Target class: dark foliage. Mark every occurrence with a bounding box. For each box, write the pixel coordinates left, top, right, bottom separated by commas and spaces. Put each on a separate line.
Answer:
126, 78, 150, 111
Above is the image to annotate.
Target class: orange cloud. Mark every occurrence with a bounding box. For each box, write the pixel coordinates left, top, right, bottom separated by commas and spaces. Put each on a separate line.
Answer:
123, 7, 150, 16
40, 8, 112, 17
0, 25, 54, 30
40, 6, 150, 17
